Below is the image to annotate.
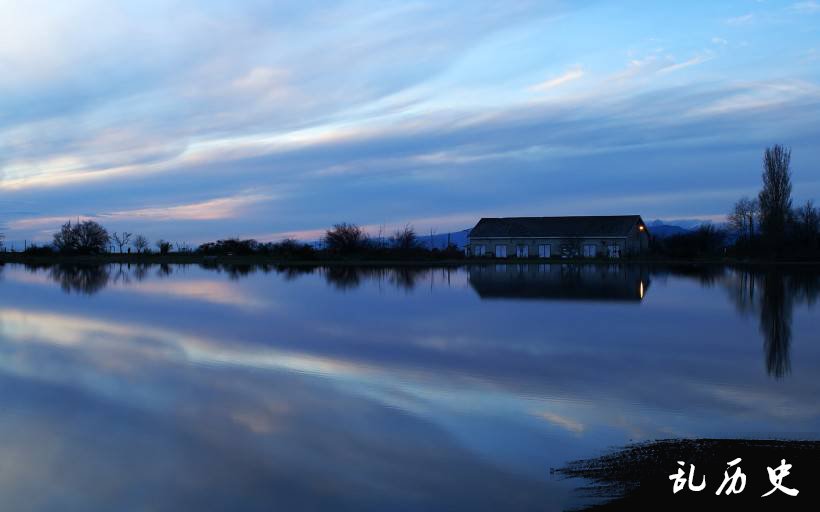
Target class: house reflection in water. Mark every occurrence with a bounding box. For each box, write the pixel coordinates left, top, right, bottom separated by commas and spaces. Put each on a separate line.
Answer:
467, 263, 650, 302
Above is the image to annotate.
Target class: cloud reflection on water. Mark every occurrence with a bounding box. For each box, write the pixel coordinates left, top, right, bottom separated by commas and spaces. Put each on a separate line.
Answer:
0, 262, 819, 510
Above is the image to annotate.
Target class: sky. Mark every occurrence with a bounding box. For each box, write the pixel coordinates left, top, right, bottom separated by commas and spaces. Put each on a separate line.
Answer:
1, 0, 819, 246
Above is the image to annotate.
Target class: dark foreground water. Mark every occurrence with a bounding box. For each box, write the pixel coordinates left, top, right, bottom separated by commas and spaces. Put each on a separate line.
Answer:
0, 262, 818, 510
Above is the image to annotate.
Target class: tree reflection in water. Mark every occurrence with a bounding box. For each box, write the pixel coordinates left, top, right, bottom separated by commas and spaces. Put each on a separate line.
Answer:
760, 272, 792, 378
48, 264, 111, 295
724, 268, 820, 379
320, 266, 436, 292
16, 261, 820, 380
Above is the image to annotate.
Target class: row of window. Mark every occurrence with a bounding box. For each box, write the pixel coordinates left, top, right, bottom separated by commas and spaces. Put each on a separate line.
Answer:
471, 244, 622, 258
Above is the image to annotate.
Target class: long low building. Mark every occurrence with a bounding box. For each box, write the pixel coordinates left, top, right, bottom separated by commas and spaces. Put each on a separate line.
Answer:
466, 215, 650, 259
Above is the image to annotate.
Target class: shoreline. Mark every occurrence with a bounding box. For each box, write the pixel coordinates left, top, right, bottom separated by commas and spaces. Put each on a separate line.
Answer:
2, 253, 820, 267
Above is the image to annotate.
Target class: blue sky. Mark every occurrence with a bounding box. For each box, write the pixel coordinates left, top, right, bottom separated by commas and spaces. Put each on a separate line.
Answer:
1, 0, 819, 245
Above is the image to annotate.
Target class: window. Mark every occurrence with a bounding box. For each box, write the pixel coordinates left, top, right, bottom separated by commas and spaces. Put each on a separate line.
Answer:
607, 245, 621, 259
473, 244, 486, 257
516, 245, 528, 258
538, 244, 551, 258
583, 244, 597, 258
495, 245, 508, 258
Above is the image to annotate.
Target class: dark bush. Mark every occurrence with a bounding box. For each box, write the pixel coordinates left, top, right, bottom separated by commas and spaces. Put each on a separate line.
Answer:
324, 223, 369, 254
265, 239, 317, 260
23, 244, 56, 256
53, 220, 110, 254
197, 238, 259, 255
156, 240, 172, 255
656, 224, 727, 258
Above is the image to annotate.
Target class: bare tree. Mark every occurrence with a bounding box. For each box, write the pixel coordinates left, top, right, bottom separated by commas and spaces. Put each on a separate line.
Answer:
53, 222, 78, 252
376, 224, 385, 249
111, 232, 132, 254
793, 199, 819, 248
728, 197, 759, 242
391, 224, 420, 250
156, 239, 172, 255
53, 220, 110, 254
758, 144, 792, 247
324, 223, 368, 253
133, 234, 149, 254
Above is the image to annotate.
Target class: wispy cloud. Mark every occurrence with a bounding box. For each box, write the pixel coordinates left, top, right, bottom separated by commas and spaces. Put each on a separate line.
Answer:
657, 54, 714, 74
103, 193, 273, 222
8, 193, 272, 231
612, 52, 713, 80
529, 66, 584, 92
689, 79, 820, 116
727, 13, 754, 25
791, 1, 820, 13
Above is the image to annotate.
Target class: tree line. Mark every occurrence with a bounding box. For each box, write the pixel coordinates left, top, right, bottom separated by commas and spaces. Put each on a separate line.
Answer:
656, 144, 819, 259
728, 144, 818, 257
12, 220, 461, 260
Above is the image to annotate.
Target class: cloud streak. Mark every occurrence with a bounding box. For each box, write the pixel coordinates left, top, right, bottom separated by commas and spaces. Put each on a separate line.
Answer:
529, 67, 585, 92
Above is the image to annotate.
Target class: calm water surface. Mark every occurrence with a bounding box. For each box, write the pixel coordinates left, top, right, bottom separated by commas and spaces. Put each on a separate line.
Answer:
0, 263, 818, 511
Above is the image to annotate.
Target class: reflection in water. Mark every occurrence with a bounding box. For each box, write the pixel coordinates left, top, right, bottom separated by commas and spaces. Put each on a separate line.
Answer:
1, 262, 820, 510
26, 262, 650, 298
467, 264, 650, 301
320, 266, 439, 291
48, 264, 111, 295
15, 262, 818, 381
23, 263, 452, 294
760, 272, 792, 378
656, 263, 727, 286
722, 268, 820, 379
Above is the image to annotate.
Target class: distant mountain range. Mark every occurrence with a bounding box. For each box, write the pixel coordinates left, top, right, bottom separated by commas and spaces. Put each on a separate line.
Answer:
646, 220, 692, 238
420, 229, 472, 249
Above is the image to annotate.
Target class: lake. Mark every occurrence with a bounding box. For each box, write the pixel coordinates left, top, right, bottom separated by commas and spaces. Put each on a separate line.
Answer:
0, 262, 818, 510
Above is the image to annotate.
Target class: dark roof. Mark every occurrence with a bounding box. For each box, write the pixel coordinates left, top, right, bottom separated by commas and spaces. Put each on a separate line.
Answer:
469, 215, 645, 238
